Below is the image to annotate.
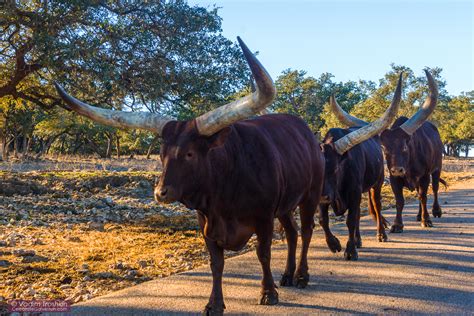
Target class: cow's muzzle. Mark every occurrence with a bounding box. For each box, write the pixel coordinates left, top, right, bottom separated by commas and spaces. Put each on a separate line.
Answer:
390, 166, 406, 177
320, 195, 331, 204
154, 185, 177, 204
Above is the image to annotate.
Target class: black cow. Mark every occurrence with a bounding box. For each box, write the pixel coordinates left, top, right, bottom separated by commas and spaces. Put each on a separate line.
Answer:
380, 70, 444, 232
54, 37, 325, 314
319, 75, 402, 260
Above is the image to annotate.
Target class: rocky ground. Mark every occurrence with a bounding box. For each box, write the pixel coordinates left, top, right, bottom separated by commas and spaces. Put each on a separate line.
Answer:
0, 157, 472, 307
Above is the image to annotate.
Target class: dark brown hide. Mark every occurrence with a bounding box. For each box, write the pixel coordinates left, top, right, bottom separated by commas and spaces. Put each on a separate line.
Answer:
319, 127, 388, 261
381, 117, 444, 232
155, 113, 324, 312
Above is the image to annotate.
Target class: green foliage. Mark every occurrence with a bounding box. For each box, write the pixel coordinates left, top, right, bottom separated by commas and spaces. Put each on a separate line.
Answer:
432, 91, 474, 155
0, 0, 249, 158
274, 69, 372, 135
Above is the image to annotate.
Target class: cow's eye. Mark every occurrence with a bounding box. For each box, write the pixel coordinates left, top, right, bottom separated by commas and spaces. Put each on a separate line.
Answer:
186, 152, 194, 159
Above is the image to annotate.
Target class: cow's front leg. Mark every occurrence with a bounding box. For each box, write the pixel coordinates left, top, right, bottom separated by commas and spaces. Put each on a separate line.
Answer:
318, 203, 342, 253
418, 175, 433, 228
390, 177, 405, 233
255, 219, 278, 305
198, 214, 225, 315
344, 199, 360, 261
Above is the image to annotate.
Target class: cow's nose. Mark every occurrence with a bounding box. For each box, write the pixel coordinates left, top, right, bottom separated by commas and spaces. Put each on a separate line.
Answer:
154, 186, 169, 201
390, 167, 406, 176
160, 188, 168, 197
320, 195, 331, 204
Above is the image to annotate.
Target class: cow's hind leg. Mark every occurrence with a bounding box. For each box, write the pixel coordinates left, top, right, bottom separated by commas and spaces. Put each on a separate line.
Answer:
416, 200, 422, 221
198, 214, 225, 315
369, 186, 388, 242
431, 170, 442, 218
419, 175, 433, 228
319, 203, 342, 253
278, 212, 298, 287
294, 200, 317, 288
355, 211, 362, 248
255, 218, 278, 305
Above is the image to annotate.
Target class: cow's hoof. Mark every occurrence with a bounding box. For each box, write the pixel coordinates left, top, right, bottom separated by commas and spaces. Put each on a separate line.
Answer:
421, 219, 433, 228
390, 224, 404, 233
326, 235, 342, 253
203, 302, 225, 316
377, 232, 388, 242
355, 238, 362, 248
432, 208, 442, 218
344, 249, 358, 261
416, 214, 422, 221
259, 289, 278, 305
294, 274, 309, 289
344, 243, 358, 261
279, 273, 293, 287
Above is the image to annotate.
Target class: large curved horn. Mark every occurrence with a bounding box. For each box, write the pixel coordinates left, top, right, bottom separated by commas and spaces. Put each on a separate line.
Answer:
194, 37, 276, 136
333, 73, 403, 155
329, 95, 368, 127
54, 83, 172, 135
399, 70, 438, 135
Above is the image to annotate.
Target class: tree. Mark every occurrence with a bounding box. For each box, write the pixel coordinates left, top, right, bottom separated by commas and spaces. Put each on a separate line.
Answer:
1, 0, 249, 158
274, 69, 372, 135
432, 91, 474, 157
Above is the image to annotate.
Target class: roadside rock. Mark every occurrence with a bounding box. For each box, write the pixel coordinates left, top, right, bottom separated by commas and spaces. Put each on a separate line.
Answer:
88, 222, 105, 232
21, 255, 49, 263
93, 272, 114, 279
12, 249, 36, 257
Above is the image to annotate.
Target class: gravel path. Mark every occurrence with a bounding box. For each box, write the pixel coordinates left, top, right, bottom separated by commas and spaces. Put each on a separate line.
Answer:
67, 179, 474, 315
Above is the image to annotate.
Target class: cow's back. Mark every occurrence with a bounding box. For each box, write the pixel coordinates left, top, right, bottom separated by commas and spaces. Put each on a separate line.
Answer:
217, 114, 323, 217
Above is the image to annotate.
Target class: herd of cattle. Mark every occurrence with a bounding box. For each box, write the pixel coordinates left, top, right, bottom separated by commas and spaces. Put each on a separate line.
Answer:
53, 38, 445, 314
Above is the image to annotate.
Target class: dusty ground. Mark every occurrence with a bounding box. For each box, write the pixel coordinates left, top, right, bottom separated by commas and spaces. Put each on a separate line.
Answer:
0, 161, 259, 307
0, 157, 472, 310
69, 177, 474, 315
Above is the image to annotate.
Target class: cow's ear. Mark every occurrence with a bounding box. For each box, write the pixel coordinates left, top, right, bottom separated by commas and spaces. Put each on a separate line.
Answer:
207, 127, 231, 149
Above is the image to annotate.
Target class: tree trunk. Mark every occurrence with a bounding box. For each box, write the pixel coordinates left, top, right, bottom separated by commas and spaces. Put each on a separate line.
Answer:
5, 136, 14, 159
146, 134, 160, 159
0, 137, 4, 161
22, 137, 30, 159
115, 134, 121, 159
105, 132, 113, 158
13, 135, 18, 158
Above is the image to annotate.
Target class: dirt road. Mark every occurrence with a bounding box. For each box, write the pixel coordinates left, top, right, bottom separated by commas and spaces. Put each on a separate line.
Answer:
68, 179, 474, 315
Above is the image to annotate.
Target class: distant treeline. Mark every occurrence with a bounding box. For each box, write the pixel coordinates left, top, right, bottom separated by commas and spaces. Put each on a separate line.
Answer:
1, 1, 472, 160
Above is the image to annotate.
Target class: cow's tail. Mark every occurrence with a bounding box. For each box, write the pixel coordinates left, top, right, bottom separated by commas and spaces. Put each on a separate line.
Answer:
439, 178, 448, 191
367, 194, 390, 228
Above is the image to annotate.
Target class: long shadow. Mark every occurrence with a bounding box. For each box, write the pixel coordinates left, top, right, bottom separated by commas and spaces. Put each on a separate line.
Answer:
69, 274, 473, 315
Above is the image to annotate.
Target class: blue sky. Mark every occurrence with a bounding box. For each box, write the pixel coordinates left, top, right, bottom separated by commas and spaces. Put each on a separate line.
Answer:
189, 0, 473, 96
